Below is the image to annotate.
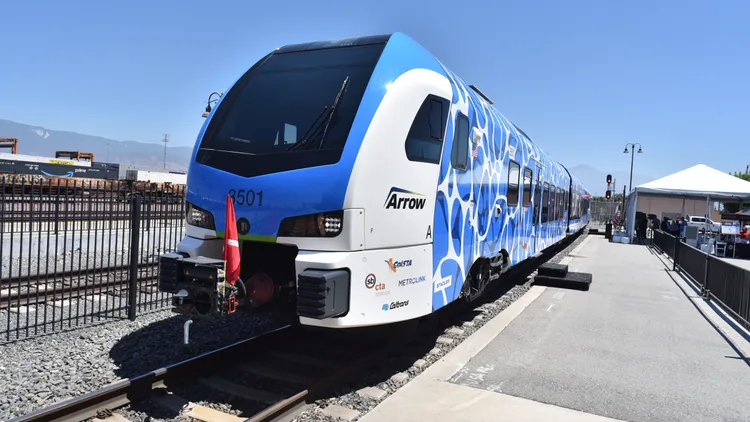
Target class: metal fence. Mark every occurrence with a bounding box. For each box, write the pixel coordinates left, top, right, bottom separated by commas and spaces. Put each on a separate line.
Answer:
0, 176, 186, 343
590, 200, 620, 228
652, 230, 750, 331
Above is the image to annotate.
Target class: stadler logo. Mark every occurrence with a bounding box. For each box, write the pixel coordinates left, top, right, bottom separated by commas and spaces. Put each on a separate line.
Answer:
384, 187, 426, 210
385, 258, 412, 273
382, 300, 409, 311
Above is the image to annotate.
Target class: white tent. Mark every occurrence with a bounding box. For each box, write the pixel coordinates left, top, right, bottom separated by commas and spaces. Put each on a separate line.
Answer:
625, 164, 750, 237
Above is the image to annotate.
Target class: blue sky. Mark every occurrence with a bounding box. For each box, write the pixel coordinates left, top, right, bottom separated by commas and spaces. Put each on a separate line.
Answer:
0, 0, 747, 183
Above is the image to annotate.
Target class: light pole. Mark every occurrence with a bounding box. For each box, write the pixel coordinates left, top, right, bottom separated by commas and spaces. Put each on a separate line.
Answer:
623, 143, 643, 192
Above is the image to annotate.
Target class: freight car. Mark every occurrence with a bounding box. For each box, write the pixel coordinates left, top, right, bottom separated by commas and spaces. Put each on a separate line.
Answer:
0, 156, 119, 180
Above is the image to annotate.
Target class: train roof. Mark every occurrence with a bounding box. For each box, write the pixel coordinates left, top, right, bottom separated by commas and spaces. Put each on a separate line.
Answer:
275, 34, 392, 54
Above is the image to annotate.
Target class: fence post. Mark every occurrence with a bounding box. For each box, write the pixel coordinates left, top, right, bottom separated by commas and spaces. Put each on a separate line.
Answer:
673, 236, 680, 272
128, 195, 142, 321
145, 198, 151, 232
54, 195, 60, 235
702, 253, 710, 298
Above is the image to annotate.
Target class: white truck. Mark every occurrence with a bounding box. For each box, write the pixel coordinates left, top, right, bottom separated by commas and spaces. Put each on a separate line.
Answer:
685, 215, 721, 232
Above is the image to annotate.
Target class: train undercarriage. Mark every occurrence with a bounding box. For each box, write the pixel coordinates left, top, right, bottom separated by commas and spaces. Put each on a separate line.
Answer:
158, 240, 349, 324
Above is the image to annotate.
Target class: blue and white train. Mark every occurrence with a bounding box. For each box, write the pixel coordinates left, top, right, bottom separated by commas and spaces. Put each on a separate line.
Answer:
157, 33, 591, 329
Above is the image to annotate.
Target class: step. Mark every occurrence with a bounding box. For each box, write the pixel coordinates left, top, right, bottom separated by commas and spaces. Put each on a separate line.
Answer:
533, 271, 592, 291
537, 262, 569, 278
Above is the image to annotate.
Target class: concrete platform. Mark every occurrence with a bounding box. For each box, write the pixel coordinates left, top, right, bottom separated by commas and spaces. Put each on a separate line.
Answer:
358, 236, 750, 422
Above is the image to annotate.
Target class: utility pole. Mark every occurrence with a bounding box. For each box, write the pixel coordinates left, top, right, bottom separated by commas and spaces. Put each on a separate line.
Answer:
162, 134, 169, 170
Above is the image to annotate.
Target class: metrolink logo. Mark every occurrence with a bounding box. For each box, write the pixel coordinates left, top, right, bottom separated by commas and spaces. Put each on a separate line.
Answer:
385, 258, 412, 273
384, 187, 426, 210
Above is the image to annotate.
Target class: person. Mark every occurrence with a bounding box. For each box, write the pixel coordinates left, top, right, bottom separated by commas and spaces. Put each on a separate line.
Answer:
669, 219, 680, 237
652, 215, 661, 231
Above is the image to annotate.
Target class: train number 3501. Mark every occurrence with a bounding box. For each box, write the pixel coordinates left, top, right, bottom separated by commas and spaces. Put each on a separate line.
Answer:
228, 189, 264, 206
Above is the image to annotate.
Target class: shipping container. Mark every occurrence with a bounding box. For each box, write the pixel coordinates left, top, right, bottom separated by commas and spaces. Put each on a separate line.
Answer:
0, 152, 92, 167
124, 169, 187, 185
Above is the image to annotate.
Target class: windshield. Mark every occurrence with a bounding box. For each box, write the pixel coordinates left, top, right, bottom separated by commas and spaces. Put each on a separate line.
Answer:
196, 42, 385, 178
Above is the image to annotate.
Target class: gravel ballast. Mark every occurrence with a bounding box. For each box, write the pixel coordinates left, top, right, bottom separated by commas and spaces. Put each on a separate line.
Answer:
0, 309, 283, 421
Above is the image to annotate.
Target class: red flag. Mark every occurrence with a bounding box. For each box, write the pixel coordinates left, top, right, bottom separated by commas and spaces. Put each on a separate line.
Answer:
223, 194, 240, 285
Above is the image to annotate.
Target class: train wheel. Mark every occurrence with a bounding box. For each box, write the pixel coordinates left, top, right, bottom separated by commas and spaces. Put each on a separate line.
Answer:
460, 273, 472, 303
466, 260, 491, 303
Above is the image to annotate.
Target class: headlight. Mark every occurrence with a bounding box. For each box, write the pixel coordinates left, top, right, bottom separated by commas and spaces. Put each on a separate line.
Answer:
186, 201, 216, 230
278, 211, 343, 237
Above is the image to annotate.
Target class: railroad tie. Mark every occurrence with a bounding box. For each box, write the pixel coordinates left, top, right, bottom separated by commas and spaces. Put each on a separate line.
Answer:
153, 392, 246, 422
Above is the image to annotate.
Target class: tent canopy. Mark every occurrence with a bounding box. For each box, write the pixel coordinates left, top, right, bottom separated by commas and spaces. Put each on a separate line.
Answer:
634, 164, 750, 200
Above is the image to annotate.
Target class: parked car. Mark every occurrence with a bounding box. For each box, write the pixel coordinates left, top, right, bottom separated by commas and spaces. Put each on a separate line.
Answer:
686, 215, 721, 232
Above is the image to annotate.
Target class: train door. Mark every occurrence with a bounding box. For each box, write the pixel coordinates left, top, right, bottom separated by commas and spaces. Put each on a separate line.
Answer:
431, 108, 471, 312
532, 164, 543, 254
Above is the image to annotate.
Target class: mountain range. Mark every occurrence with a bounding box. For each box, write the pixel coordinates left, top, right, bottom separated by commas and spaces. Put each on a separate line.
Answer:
0, 118, 652, 190
0, 118, 192, 171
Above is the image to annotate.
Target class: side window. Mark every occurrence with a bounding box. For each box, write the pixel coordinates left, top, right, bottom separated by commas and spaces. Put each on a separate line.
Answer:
550, 186, 560, 221
450, 113, 470, 171
541, 183, 550, 223
507, 161, 521, 206
522, 168, 532, 207
405, 95, 450, 164
549, 185, 556, 221
533, 175, 542, 223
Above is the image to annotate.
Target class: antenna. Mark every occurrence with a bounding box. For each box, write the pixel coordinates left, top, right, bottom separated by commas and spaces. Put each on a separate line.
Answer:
162, 134, 169, 169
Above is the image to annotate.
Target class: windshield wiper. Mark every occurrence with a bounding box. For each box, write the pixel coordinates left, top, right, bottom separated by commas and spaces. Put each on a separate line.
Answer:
287, 105, 329, 151
287, 76, 350, 152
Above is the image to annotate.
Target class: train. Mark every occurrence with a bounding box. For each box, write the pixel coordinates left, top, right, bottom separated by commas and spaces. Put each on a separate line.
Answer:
157, 33, 591, 330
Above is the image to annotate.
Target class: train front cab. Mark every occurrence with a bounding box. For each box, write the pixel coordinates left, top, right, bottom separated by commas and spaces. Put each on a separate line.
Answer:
160, 34, 467, 330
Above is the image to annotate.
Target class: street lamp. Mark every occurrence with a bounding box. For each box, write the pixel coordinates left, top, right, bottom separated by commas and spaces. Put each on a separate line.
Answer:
202, 92, 224, 118
623, 143, 643, 192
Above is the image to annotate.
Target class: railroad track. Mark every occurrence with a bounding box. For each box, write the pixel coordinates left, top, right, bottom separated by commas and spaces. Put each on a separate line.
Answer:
0, 263, 159, 310
8, 231, 585, 422
7, 324, 412, 422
